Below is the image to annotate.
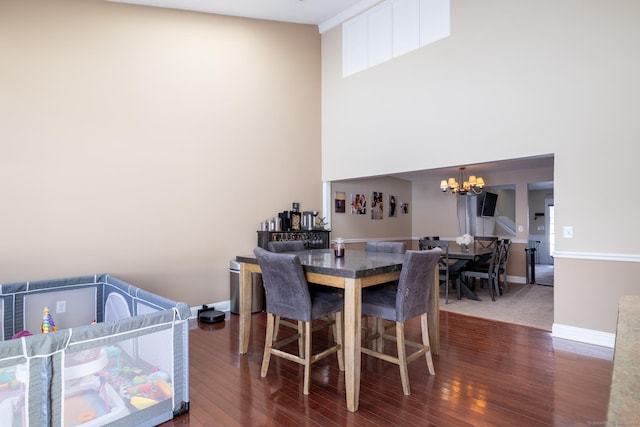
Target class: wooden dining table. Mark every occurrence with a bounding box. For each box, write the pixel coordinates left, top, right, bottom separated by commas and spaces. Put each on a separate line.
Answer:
447, 246, 493, 300
235, 249, 440, 412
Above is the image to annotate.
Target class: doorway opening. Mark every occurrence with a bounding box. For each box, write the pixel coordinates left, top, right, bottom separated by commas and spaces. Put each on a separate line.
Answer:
529, 185, 554, 286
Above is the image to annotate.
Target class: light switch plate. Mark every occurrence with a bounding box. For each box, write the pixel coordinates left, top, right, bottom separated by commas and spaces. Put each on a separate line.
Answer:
563, 226, 574, 238
56, 300, 66, 313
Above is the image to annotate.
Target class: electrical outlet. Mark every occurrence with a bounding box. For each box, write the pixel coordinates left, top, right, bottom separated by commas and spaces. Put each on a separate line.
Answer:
562, 226, 574, 238
56, 300, 66, 314
518, 225, 524, 232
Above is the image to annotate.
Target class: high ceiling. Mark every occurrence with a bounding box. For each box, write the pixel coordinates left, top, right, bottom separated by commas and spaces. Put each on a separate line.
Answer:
105, 0, 555, 190
107, 0, 376, 27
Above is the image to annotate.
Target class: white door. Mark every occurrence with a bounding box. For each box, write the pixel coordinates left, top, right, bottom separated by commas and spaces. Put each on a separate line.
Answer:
539, 198, 554, 264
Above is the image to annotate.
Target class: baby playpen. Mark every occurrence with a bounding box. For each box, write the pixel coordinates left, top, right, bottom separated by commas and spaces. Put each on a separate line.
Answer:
0, 274, 190, 427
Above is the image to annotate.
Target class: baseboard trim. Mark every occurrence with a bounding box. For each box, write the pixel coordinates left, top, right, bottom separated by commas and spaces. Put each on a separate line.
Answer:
552, 323, 615, 348
198, 302, 615, 349
553, 251, 640, 263
508, 275, 526, 284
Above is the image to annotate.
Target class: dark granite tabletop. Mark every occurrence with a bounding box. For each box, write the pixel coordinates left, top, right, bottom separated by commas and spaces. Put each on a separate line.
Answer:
236, 249, 405, 279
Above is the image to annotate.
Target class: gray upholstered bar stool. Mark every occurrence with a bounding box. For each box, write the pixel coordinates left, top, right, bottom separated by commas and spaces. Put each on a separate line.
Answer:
267, 240, 305, 253
267, 240, 338, 354
363, 241, 407, 341
365, 241, 407, 254
364, 241, 406, 290
266, 240, 307, 356
360, 249, 440, 395
254, 247, 344, 395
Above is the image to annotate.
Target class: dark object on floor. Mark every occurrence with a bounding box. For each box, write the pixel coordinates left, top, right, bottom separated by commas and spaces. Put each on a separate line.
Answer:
198, 305, 225, 323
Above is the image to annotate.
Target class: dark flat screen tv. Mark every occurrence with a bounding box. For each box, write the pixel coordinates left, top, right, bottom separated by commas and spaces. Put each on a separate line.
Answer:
478, 192, 498, 217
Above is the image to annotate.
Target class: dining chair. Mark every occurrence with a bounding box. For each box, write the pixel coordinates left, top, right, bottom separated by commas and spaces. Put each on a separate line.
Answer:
363, 241, 407, 340
365, 241, 407, 253
267, 240, 306, 252
497, 238, 512, 292
419, 238, 468, 304
267, 239, 337, 356
418, 236, 440, 249
266, 240, 308, 355
461, 240, 503, 301
253, 247, 344, 395
364, 242, 406, 289
360, 249, 440, 395
474, 236, 498, 250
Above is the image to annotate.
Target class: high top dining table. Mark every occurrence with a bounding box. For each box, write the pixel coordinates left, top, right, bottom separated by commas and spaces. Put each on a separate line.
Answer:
235, 249, 440, 412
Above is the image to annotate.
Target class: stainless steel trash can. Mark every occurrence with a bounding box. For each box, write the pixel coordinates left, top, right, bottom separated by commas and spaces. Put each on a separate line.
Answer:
229, 260, 265, 314
525, 248, 536, 284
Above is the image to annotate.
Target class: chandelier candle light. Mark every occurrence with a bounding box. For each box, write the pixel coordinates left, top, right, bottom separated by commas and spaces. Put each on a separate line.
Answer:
440, 167, 485, 195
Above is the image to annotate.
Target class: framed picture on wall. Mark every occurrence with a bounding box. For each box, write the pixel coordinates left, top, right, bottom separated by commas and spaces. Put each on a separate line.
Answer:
388, 194, 397, 217
350, 193, 366, 215
401, 202, 409, 214
372, 191, 383, 220
335, 191, 346, 213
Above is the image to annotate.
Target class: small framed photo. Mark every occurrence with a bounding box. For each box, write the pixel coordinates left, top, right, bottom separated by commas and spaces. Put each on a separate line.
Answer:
335, 191, 346, 213
388, 194, 397, 217
372, 191, 383, 220
350, 193, 366, 215
401, 202, 409, 214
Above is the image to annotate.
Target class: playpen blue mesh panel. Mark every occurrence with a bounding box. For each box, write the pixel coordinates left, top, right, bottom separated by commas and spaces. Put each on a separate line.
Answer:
0, 274, 190, 427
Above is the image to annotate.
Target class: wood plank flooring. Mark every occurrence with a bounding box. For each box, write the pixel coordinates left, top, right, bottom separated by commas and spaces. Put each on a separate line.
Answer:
159, 311, 612, 426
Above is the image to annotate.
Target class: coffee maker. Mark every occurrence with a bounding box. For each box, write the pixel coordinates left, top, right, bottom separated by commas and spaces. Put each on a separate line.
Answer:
279, 211, 292, 232
302, 211, 318, 231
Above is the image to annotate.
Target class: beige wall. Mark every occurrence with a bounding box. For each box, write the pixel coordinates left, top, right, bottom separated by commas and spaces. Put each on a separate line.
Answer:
0, 0, 322, 305
322, 0, 640, 336
330, 176, 412, 241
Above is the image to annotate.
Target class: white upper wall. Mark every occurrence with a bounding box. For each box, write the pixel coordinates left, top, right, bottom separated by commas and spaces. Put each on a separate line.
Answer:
321, 0, 640, 255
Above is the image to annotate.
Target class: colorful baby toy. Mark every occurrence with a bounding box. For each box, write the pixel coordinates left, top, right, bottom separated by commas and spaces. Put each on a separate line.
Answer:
41, 307, 58, 333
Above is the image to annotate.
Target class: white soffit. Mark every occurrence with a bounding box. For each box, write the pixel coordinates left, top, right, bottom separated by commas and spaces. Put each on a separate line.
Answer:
106, 0, 384, 33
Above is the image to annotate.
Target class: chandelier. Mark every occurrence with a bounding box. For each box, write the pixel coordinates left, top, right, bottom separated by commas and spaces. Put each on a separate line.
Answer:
440, 167, 485, 195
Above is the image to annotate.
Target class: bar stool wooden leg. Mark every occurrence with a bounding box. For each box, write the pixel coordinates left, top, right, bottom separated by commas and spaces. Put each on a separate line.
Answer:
396, 322, 410, 395
421, 313, 435, 375
261, 313, 276, 377
335, 312, 344, 371
302, 321, 312, 395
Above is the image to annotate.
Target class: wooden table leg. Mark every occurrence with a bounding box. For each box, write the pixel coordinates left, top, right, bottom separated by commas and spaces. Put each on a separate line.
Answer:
343, 277, 361, 412
239, 262, 253, 354
429, 269, 440, 355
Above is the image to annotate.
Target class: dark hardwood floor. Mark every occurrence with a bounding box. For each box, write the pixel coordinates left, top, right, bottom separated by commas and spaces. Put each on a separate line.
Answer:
160, 311, 612, 426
